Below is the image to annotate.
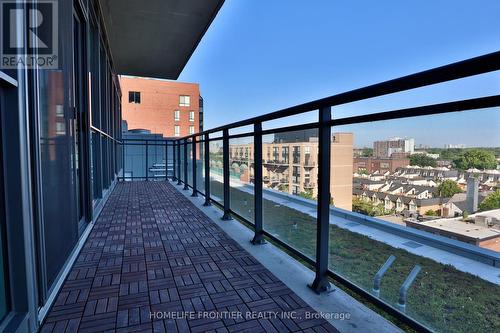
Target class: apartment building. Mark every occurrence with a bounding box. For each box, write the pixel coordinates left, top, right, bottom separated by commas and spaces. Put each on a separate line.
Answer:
374, 137, 415, 157
228, 133, 354, 211
120, 77, 203, 138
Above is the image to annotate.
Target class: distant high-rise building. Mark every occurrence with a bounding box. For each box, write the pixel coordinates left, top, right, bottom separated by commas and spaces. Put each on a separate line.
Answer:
373, 138, 414, 158
444, 144, 466, 149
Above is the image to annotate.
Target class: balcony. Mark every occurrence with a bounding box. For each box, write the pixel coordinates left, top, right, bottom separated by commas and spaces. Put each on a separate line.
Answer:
304, 160, 316, 168
34, 52, 500, 333
263, 160, 290, 166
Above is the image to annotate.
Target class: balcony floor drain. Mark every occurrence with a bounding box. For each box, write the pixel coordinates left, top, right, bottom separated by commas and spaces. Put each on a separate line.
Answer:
346, 222, 360, 227
403, 241, 423, 249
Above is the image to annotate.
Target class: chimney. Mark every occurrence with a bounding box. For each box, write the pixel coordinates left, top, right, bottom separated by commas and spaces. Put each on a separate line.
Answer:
466, 177, 479, 213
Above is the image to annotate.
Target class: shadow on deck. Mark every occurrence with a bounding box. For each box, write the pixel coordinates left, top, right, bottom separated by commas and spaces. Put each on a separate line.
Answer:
40, 181, 337, 333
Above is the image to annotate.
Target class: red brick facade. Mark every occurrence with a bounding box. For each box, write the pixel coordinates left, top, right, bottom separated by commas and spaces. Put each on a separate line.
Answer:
354, 156, 410, 174
120, 77, 201, 138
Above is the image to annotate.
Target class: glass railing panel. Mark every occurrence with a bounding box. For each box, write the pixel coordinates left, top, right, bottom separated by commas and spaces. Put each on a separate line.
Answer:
179, 143, 185, 183
187, 141, 193, 186
166, 142, 174, 178
196, 139, 205, 195
209, 139, 224, 205
262, 110, 318, 132
332, 71, 500, 119
328, 108, 500, 333
124, 141, 146, 180
262, 129, 318, 260
146, 141, 166, 180
229, 136, 254, 223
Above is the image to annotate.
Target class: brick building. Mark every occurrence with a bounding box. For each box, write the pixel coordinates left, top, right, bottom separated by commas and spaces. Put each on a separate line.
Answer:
354, 155, 410, 174
120, 77, 203, 138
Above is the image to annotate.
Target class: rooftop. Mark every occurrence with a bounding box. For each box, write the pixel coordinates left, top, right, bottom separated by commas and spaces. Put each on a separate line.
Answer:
407, 218, 500, 240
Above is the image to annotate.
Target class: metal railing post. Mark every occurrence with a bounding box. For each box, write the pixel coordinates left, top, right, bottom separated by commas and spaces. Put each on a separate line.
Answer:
398, 265, 422, 311
191, 137, 198, 197
204, 134, 211, 206
177, 140, 182, 185
122, 141, 125, 181
221, 129, 232, 220
172, 141, 177, 181
183, 139, 189, 190
145, 140, 149, 181
373, 255, 396, 297
252, 122, 265, 244
165, 140, 169, 181
309, 106, 332, 293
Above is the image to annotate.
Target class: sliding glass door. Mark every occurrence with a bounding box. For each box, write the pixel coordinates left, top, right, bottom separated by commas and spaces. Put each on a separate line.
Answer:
35, 0, 90, 299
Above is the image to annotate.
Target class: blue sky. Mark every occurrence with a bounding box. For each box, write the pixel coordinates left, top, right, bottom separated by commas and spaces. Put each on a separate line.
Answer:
178, 0, 500, 148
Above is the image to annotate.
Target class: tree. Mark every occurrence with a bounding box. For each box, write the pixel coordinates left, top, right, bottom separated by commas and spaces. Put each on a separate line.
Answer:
436, 180, 462, 198
424, 209, 437, 216
298, 190, 314, 200
278, 184, 288, 192
409, 154, 437, 167
453, 149, 497, 170
361, 148, 373, 157
479, 190, 500, 211
352, 198, 385, 216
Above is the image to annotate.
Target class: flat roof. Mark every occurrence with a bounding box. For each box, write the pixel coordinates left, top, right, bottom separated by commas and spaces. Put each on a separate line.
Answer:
413, 219, 500, 240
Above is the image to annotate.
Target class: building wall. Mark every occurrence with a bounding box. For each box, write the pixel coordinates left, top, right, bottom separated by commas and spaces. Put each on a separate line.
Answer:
479, 237, 500, 252
354, 156, 410, 173
417, 203, 442, 215
120, 77, 201, 138
331, 133, 354, 210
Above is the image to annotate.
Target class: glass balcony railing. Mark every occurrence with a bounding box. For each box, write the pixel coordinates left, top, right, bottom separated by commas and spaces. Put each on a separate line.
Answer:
120, 138, 174, 181
124, 52, 500, 333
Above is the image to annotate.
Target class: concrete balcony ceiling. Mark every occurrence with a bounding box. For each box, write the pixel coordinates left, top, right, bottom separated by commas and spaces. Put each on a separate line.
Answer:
98, 0, 224, 79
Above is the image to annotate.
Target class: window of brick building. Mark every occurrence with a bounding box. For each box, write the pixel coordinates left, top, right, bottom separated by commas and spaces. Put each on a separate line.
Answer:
189, 111, 194, 122
174, 110, 180, 121
179, 95, 190, 106
174, 125, 180, 137
129, 91, 140, 103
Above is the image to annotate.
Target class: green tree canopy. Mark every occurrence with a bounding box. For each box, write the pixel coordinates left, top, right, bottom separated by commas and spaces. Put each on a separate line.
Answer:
298, 190, 314, 200
479, 190, 500, 211
453, 149, 497, 170
352, 198, 386, 216
361, 148, 373, 157
424, 209, 437, 216
436, 180, 462, 198
409, 154, 437, 167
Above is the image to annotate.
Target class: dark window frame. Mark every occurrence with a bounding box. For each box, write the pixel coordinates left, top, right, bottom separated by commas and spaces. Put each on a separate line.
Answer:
128, 91, 140, 104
